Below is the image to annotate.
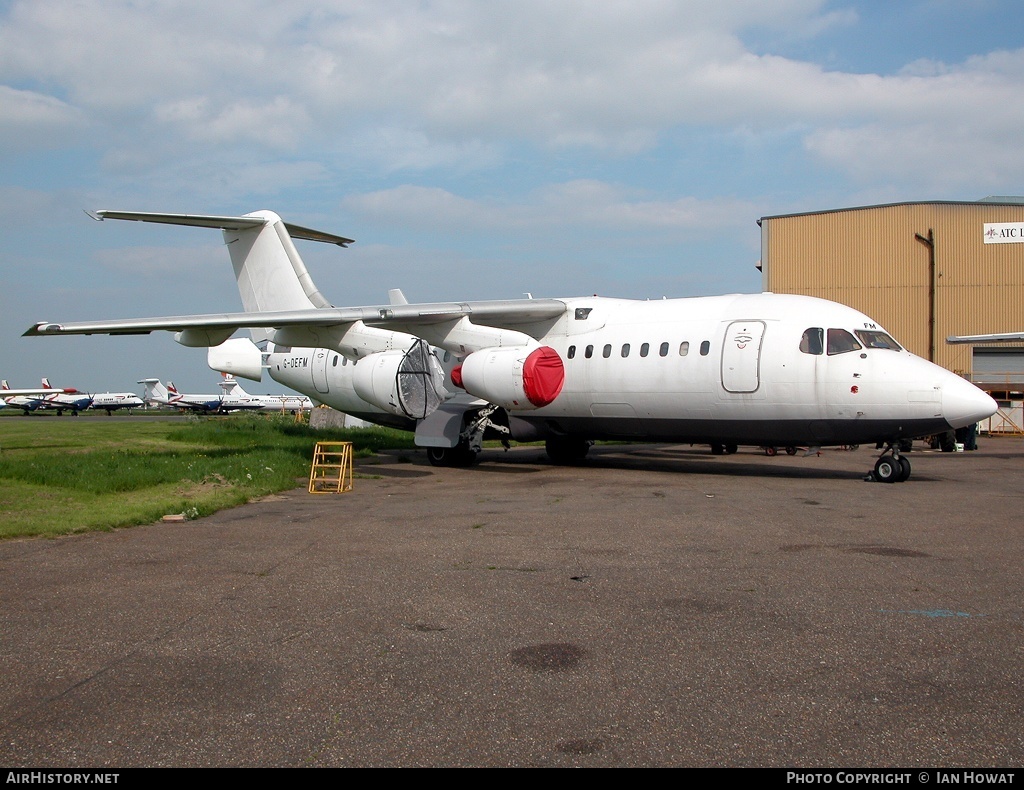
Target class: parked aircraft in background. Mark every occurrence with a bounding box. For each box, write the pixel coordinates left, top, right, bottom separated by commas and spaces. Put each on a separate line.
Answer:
1, 380, 70, 413
139, 378, 261, 414
90, 391, 146, 414
37, 377, 94, 416
219, 376, 314, 413
28, 210, 997, 482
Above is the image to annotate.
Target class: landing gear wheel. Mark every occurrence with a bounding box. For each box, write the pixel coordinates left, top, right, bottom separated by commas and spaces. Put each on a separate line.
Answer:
426, 443, 479, 468
764, 446, 778, 457
896, 455, 912, 482
545, 437, 591, 465
724, 444, 738, 454
710, 443, 724, 455
785, 446, 797, 456
874, 456, 902, 483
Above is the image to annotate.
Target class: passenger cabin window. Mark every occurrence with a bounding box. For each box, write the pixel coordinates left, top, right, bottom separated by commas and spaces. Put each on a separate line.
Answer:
332, 355, 338, 367
621, 344, 630, 358
640, 343, 650, 357
679, 341, 689, 356
603, 344, 612, 358
659, 342, 669, 357
855, 330, 902, 351
827, 328, 863, 355
800, 327, 824, 355
585, 345, 594, 359
567, 345, 576, 359
700, 341, 710, 356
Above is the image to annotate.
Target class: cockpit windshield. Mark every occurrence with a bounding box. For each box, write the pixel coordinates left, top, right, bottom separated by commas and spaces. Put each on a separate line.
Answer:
855, 330, 902, 351
827, 328, 862, 355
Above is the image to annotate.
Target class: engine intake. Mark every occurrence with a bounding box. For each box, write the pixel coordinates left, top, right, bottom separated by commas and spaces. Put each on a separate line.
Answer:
456, 345, 564, 410
352, 340, 446, 419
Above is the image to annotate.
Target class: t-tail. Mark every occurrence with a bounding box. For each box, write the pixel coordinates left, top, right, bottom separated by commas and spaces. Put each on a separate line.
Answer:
90, 210, 352, 346
138, 378, 169, 405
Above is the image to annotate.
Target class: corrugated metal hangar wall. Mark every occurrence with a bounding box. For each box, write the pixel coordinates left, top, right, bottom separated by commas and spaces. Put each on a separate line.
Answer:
759, 200, 1024, 387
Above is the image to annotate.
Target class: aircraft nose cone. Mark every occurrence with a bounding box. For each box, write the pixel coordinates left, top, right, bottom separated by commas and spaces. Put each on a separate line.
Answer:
941, 374, 997, 429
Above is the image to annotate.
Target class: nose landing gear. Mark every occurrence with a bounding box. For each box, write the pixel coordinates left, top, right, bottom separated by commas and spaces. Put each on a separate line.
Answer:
871, 445, 911, 483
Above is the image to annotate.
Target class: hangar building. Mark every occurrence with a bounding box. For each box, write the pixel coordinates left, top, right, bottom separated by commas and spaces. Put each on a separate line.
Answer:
758, 199, 1024, 407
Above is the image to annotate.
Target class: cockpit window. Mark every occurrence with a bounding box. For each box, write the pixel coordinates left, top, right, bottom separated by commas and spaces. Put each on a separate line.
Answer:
800, 328, 824, 355
855, 330, 902, 351
827, 328, 863, 355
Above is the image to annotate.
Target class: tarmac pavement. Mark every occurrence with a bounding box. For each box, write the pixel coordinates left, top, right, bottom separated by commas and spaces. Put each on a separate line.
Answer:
0, 439, 1022, 767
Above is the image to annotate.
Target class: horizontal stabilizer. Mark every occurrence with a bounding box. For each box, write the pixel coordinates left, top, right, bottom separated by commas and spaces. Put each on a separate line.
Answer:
89, 210, 354, 247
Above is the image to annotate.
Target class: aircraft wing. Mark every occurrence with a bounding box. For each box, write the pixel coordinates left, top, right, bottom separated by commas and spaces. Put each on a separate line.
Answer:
946, 332, 1024, 344
25, 299, 569, 338
2, 388, 68, 396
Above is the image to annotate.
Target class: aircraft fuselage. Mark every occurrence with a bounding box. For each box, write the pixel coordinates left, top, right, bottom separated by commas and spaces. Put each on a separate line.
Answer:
266, 293, 990, 448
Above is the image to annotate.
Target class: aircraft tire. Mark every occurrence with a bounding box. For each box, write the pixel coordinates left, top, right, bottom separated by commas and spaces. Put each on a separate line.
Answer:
897, 455, 912, 482
724, 444, 738, 454
764, 446, 778, 457
873, 456, 901, 483
710, 443, 724, 455
426, 443, 478, 468
545, 437, 590, 465
785, 446, 797, 455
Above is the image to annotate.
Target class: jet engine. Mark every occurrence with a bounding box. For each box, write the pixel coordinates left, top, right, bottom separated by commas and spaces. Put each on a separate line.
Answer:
352, 339, 447, 419
207, 337, 264, 382
453, 345, 564, 410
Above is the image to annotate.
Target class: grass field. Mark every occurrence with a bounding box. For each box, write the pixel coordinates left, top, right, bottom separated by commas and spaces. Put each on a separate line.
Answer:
0, 414, 416, 540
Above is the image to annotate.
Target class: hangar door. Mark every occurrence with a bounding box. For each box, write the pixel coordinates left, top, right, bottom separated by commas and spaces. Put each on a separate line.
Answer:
972, 348, 1024, 388
721, 321, 765, 393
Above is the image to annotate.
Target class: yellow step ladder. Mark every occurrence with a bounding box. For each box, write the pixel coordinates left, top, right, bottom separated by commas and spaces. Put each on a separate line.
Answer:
308, 441, 354, 494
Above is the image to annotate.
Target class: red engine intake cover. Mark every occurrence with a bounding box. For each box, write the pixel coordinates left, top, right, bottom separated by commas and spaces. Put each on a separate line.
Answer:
522, 346, 564, 407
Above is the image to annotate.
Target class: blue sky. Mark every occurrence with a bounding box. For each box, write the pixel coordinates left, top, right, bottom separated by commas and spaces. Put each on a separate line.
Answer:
2, 0, 1023, 393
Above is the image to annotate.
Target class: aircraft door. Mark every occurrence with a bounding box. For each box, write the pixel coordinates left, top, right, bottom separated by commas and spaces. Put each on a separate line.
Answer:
721, 320, 765, 393
311, 349, 330, 394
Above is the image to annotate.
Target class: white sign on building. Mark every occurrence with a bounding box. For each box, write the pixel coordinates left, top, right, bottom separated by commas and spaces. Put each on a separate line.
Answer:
983, 222, 1024, 244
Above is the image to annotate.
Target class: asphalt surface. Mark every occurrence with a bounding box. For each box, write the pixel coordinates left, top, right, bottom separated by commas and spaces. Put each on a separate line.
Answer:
1, 439, 1022, 767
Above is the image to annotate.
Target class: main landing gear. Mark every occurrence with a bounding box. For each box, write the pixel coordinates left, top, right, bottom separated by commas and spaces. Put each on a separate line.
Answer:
871, 444, 911, 483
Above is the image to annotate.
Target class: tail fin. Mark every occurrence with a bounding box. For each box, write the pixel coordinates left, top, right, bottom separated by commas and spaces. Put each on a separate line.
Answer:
218, 376, 242, 395
92, 210, 352, 345
138, 378, 169, 404
41, 377, 51, 389
167, 381, 179, 395
1, 380, 8, 391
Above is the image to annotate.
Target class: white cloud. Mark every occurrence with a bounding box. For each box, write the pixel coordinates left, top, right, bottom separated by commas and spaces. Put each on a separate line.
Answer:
342, 181, 759, 234
0, 85, 85, 147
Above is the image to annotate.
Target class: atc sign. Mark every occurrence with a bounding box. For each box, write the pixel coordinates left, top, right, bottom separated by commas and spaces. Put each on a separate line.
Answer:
983, 222, 1024, 244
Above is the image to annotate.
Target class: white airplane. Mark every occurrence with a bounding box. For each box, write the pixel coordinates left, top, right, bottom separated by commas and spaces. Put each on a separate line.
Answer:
36, 377, 94, 416
90, 391, 146, 414
27, 209, 997, 483
1, 380, 71, 413
219, 376, 314, 413
139, 378, 260, 414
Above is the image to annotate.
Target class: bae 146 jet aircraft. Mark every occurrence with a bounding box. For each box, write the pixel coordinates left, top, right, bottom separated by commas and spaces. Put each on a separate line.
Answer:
26, 210, 997, 482
139, 378, 262, 414
219, 376, 314, 414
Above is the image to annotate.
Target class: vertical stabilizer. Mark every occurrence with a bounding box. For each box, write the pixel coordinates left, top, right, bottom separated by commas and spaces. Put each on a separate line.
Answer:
222, 211, 332, 315
138, 378, 169, 405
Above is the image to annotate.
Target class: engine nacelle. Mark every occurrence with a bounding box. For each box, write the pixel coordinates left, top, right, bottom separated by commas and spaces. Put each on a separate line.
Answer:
456, 345, 564, 410
207, 337, 264, 382
352, 340, 447, 419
